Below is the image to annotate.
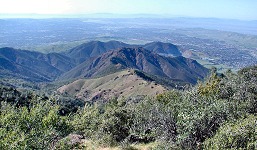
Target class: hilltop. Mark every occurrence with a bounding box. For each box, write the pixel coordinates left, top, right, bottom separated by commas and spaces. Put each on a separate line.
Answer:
58, 69, 167, 101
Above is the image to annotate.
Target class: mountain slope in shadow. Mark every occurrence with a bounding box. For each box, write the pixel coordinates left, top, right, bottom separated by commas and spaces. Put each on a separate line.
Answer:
60, 47, 208, 84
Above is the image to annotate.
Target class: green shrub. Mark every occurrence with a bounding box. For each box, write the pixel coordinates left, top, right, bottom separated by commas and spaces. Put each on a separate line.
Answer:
152, 85, 229, 149
1, 65, 256, 149
71, 103, 101, 137
129, 96, 178, 144
71, 98, 133, 146
0, 99, 71, 149
204, 115, 257, 149
70, 66, 257, 148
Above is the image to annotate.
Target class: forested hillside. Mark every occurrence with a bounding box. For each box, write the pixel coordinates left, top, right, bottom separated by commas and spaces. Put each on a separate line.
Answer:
0, 66, 256, 149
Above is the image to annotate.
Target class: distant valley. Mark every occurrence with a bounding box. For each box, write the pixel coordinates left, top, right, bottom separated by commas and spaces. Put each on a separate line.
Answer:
0, 18, 256, 70
0, 18, 256, 101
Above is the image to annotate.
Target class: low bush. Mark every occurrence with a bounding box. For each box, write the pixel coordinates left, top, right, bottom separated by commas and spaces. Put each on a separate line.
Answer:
0, 65, 256, 149
204, 115, 257, 149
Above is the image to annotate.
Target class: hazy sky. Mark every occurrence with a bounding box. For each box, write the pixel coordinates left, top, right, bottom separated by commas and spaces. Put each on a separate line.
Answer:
0, 0, 256, 20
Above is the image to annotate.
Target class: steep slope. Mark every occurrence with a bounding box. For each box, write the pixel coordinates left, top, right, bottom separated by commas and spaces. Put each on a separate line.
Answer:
60, 47, 208, 84
0, 47, 75, 82
65, 40, 130, 64
143, 41, 182, 56
58, 69, 167, 101
44, 53, 76, 72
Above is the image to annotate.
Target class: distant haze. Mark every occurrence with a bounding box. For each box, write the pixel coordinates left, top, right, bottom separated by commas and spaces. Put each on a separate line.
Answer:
0, 0, 257, 20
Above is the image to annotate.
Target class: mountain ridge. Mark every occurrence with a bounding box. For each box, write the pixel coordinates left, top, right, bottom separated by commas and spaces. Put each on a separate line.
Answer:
0, 41, 208, 84
65, 40, 131, 64
60, 47, 208, 84
58, 69, 167, 101
0, 47, 75, 82
64, 40, 182, 64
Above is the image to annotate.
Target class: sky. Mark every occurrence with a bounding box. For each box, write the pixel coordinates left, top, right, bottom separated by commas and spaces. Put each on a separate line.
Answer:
0, 0, 256, 20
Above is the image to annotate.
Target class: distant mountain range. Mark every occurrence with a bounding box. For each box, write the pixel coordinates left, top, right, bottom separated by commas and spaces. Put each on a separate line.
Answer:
66, 41, 181, 64
60, 47, 207, 84
66, 41, 131, 64
0, 41, 208, 85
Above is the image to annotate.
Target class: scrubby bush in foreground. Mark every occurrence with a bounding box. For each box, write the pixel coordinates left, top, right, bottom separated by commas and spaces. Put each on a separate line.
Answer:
0, 66, 256, 149
0, 91, 71, 149
204, 114, 257, 149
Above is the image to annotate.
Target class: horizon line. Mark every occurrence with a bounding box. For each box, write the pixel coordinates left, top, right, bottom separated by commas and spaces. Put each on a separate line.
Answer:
0, 13, 256, 21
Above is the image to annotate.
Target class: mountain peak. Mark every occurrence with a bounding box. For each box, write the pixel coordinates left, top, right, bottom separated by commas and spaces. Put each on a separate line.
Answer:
0, 41, 207, 84
65, 41, 183, 64
143, 41, 182, 56
66, 40, 130, 64
60, 47, 208, 84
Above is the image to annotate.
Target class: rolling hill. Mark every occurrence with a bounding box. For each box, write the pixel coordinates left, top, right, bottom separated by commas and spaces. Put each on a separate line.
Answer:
60, 47, 208, 84
58, 69, 167, 101
143, 41, 182, 56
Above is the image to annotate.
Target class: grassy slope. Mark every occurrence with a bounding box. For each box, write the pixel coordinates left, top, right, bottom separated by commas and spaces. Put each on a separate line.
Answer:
58, 69, 167, 101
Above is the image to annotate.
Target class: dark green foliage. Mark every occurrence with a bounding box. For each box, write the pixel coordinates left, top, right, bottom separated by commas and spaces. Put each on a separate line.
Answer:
0, 87, 71, 149
133, 69, 188, 89
57, 96, 85, 115
70, 93, 178, 146
0, 102, 71, 149
0, 65, 256, 149
155, 89, 230, 148
0, 86, 47, 109
176, 66, 256, 149
129, 98, 178, 143
71, 99, 133, 146
220, 66, 257, 113
68, 65, 257, 149
204, 115, 257, 149
97, 105, 131, 144
133, 70, 154, 82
